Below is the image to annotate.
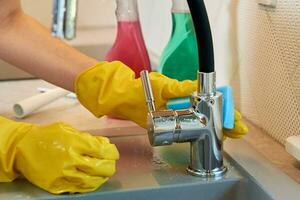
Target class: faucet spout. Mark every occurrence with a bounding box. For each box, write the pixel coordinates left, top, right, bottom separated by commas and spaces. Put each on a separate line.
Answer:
187, 0, 214, 73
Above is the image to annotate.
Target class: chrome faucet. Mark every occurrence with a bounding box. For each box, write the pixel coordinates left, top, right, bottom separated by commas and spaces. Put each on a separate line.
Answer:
141, 71, 227, 177
52, 0, 78, 40
141, 0, 227, 178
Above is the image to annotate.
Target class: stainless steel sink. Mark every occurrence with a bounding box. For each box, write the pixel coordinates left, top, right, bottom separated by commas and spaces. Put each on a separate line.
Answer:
0, 134, 299, 200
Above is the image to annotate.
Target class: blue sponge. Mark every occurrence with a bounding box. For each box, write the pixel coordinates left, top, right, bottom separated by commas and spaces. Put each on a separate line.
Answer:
166, 86, 235, 129
217, 86, 234, 129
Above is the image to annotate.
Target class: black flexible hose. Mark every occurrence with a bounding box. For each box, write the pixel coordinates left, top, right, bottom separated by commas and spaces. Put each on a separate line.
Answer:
187, 0, 214, 73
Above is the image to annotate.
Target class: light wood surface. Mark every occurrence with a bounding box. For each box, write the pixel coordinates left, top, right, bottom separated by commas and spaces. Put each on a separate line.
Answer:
243, 119, 300, 184
0, 79, 299, 184
0, 79, 145, 137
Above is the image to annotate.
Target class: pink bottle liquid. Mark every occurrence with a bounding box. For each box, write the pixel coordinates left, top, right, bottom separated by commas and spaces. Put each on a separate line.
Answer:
105, 0, 151, 78
105, 21, 151, 77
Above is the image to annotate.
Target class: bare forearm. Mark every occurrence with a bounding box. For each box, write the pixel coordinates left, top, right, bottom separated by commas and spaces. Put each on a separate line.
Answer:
0, 7, 98, 91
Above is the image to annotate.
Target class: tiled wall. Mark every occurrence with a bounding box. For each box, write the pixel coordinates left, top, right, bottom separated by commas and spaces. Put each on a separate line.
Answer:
229, 0, 300, 144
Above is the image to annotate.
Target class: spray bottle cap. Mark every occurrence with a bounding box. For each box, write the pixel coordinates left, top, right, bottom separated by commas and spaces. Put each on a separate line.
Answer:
172, 0, 190, 13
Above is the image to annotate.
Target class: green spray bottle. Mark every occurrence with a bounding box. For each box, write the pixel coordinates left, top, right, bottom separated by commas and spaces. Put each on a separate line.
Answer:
158, 0, 198, 81
162, 0, 236, 129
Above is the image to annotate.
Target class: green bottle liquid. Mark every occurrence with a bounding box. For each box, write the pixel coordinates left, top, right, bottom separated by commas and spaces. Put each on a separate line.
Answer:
158, 1, 198, 81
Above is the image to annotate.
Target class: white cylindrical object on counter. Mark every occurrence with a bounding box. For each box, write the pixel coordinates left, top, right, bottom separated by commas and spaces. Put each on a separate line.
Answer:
37, 87, 77, 99
13, 88, 69, 119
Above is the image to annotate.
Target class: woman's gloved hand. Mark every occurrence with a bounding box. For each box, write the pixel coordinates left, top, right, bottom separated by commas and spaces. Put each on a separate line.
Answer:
75, 61, 248, 137
0, 116, 119, 194
224, 110, 248, 139
75, 61, 197, 128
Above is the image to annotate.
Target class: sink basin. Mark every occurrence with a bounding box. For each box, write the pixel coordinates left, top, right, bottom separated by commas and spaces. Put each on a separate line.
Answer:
0, 134, 299, 200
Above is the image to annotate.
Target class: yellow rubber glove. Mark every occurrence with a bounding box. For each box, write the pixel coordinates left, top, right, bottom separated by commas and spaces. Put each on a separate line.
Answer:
75, 61, 248, 138
224, 110, 248, 139
75, 61, 197, 128
0, 116, 119, 194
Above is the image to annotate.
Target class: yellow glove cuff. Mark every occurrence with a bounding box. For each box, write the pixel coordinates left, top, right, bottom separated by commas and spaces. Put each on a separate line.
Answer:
0, 117, 33, 182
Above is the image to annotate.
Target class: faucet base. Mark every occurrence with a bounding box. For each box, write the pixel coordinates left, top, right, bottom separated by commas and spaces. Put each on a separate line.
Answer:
186, 165, 227, 178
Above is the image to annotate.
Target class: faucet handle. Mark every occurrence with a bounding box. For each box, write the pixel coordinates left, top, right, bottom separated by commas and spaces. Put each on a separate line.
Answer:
141, 70, 175, 146
140, 70, 156, 112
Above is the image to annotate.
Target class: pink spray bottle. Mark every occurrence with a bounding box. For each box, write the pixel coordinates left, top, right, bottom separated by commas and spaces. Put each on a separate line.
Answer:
105, 0, 151, 77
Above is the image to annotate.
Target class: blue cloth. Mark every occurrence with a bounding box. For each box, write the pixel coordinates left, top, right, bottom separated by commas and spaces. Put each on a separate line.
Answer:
166, 86, 234, 129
